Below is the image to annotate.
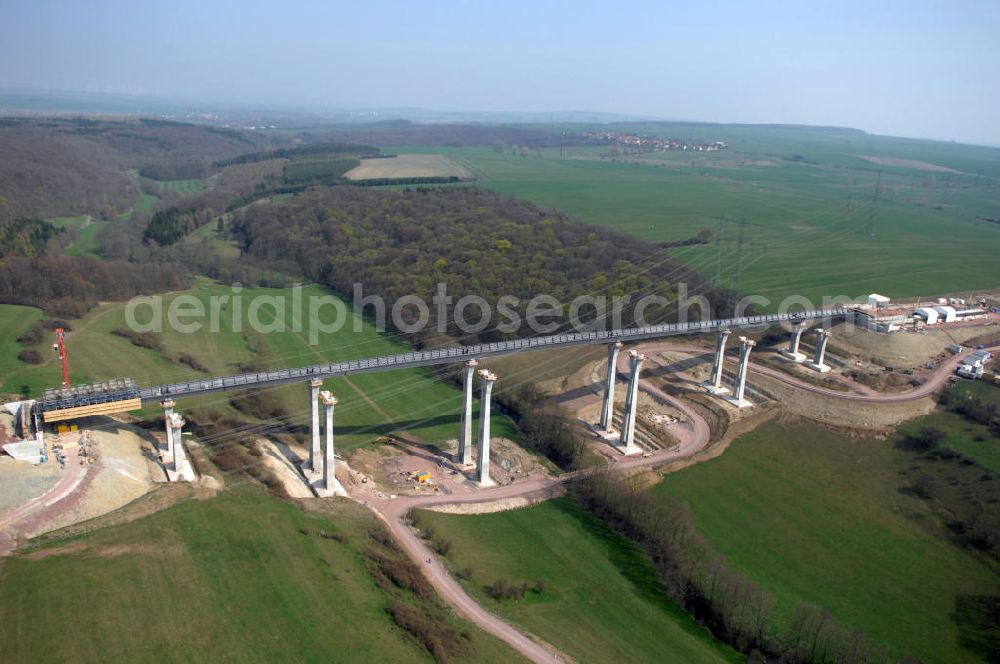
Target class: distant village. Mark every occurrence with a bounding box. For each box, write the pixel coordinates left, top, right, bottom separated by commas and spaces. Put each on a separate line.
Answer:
584, 131, 728, 152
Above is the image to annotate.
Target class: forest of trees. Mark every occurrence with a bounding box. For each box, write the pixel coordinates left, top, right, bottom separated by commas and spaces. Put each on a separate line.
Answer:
230, 186, 730, 344
0, 118, 276, 221
143, 207, 210, 246
0, 254, 189, 317
0, 218, 60, 258
213, 141, 377, 167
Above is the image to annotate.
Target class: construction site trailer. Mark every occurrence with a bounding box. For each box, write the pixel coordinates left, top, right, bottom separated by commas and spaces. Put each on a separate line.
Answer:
933, 306, 958, 323
867, 293, 890, 308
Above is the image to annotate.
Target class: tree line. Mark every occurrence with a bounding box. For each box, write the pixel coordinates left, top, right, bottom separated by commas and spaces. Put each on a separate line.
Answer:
568, 471, 887, 662
0, 218, 60, 258
0, 117, 275, 222
0, 254, 189, 318
212, 141, 378, 168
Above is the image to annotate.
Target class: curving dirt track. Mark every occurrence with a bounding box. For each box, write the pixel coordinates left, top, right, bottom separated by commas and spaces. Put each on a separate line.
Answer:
0, 447, 93, 556
344, 341, 1000, 662
637, 342, 999, 403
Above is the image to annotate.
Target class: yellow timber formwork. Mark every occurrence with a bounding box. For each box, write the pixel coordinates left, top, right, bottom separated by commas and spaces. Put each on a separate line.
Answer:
42, 398, 143, 423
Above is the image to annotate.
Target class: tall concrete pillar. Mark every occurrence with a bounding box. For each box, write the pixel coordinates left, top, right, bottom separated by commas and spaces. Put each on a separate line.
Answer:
169, 413, 187, 474
780, 324, 807, 362
308, 378, 323, 474
320, 391, 338, 491
706, 330, 731, 394
806, 328, 832, 373
476, 369, 497, 486
458, 359, 478, 465
161, 399, 175, 459
619, 350, 645, 454
728, 337, 756, 406
600, 342, 623, 432
790, 326, 803, 354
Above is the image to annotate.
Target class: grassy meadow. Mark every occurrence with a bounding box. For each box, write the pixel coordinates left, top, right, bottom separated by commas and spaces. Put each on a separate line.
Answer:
49, 214, 107, 257
413, 498, 739, 664
654, 420, 1000, 663
0, 488, 520, 664
154, 178, 208, 195
0, 280, 517, 451
394, 129, 1000, 304
898, 409, 1000, 474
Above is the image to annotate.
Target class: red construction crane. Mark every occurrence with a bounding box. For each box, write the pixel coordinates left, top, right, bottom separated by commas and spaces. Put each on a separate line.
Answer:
53, 328, 71, 388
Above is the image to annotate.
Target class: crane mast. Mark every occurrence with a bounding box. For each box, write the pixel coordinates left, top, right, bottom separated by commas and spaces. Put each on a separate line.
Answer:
54, 327, 70, 388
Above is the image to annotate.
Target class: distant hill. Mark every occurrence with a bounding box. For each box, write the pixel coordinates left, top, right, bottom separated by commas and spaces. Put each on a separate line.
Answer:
0, 117, 276, 221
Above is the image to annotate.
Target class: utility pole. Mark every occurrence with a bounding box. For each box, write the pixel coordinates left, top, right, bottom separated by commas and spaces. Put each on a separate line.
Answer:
866, 170, 881, 237
731, 218, 748, 313
714, 216, 728, 287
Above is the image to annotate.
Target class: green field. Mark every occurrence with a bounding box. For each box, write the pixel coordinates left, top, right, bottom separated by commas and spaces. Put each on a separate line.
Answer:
183, 216, 241, 258
413, 498, 739, 663
956, 378, 1000, 408
394, 133, 1000, 304
49, 215, 107, 257
655, 421, 1000, 662
283, 156, 360, 184
900, 380, 1000, 473
134, 192, 159, 214
0, 280, 516, 451
155, 178, 208, 195
0, 488, 519, 663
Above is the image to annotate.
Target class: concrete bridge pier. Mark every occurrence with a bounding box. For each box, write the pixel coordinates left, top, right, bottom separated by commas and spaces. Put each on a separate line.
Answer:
476, 369, 497, 487
805, 328, 832, 373
320, 391, 345, 497
161, 399, 175, 460
599, 342, 623, 433
725, 337, 755, 408
704, 330, 732, 394
458, 359, 478, 465
618, 350, 645, 455
305, 378, 323, 478
168, 412, 196, 482
780, 323, 808, 362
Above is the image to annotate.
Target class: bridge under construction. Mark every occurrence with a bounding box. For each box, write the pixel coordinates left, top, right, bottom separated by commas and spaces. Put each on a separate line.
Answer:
24, 306, 847, 492
37, 308, 846, 419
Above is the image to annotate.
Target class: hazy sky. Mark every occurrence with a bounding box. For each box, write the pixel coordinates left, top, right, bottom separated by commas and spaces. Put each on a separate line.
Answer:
1, 0, 998, 144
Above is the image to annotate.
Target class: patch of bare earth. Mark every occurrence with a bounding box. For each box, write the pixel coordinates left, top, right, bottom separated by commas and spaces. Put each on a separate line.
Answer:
830, 321, 999, 368
257, 437, 313, 498
859, 155, 961, 173
423, 486, 566, 515
344, 154, 472, 180
25, 541, 184, 560
23, 483, 206, 550
18, 422, 162, 541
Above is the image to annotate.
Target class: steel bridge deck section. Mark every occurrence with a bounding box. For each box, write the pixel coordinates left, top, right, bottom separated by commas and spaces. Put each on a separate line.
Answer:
139, 308, 847, 402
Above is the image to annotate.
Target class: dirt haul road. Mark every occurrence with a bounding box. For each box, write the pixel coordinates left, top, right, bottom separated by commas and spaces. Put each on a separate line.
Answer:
0, 446, 93, 556
352, 355, 721, 663
350, 342, 999, 663
637, 342, 999, 403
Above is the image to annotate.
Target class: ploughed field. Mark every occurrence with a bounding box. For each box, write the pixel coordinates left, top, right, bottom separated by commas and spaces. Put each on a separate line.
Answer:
345, 154, 473, 181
